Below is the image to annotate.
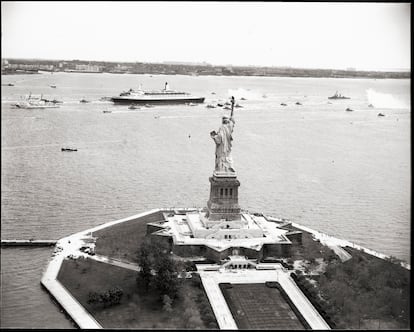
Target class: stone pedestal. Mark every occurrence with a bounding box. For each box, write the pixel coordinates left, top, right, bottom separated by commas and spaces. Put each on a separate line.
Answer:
206, 172, 241, 222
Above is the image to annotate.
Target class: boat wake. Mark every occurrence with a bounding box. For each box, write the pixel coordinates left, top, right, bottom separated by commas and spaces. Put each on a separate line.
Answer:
366, 88, 408, 109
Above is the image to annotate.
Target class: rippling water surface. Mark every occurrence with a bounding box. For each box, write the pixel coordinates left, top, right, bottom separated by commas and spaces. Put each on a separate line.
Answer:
1, 72, 410, 327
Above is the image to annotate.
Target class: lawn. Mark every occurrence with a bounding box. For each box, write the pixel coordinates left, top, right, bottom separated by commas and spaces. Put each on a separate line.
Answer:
92, 210, 168, 262
220, 283, 306, 330
57, 257, 217, 329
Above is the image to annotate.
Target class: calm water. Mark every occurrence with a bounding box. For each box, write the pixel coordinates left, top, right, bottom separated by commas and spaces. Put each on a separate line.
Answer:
1, 72, 410, 328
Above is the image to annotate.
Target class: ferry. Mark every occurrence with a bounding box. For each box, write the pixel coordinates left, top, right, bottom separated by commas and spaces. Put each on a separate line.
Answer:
13, 94, 60, 109
110, 82, 205, 105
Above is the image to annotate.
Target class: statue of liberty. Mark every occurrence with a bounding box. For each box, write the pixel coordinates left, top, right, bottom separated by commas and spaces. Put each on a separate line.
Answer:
210, 96, 236, 173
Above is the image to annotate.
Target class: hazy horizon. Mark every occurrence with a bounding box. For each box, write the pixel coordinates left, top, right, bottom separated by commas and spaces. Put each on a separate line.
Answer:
1, 2, 411, 72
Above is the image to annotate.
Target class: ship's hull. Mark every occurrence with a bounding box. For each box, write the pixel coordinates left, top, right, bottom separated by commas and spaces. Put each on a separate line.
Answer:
111, 96, 205, 105
14, 104, 60, 109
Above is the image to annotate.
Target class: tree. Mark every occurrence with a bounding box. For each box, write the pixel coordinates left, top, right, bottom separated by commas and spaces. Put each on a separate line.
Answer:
87, 291, 101, 305
137, 241, 153, 292
87, 287, 123, 308
136, 238, 182, 299
154, 255, 181, 299
162, 294, 173, 313
184, 307, 203, 328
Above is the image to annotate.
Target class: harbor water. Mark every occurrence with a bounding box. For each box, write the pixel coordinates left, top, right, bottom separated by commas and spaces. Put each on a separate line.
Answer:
1, 72, 410, 328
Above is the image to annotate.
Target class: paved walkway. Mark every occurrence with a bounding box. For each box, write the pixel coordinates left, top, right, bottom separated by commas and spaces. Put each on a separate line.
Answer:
41, 235, 102, 328
199, 272, 238, 329
90, 254, 140, 271
198, 268, 330, 330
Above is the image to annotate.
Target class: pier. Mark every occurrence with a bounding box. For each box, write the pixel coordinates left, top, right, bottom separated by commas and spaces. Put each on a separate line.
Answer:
1, 239, 57, 247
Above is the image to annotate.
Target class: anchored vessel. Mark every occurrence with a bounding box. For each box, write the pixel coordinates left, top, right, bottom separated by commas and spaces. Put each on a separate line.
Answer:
110, 82, 205, 105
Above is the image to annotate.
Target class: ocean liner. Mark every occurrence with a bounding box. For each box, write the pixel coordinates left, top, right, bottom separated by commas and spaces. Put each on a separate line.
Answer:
110, 82, 205, 105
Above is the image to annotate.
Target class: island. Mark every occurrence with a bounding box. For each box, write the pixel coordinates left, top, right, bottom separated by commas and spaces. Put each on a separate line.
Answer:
40, 99, 410, 330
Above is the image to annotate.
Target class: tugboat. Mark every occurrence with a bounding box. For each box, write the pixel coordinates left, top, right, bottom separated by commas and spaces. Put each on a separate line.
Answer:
328, 91, 350, 99
110, 82, 205, 105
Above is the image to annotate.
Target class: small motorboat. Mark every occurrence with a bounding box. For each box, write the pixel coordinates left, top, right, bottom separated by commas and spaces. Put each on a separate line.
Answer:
280, 103, 287, 106
211, 92, 216, 95
50, 85, 57, 88
42, 98, 62, 104
103, 110, 112, 113
80, 99, 90, 103
61, 148, 77, 152
345, 108, 354, 112
217, 103, 224, 107
234, 104, 243, 108
328, 91, 350, 99
206, 104, 216, 109
295, 102, 302, 105
377, 113, 385, 117
368, 104, 374, 108
240, 97, 247, 101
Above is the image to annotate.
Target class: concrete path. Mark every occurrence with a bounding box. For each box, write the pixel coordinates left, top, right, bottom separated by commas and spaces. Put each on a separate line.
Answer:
198, 268, 330, 330
326, 244, 352, 262
41, 236, 102, 328
199, 272, 238, 329
90, 254, 140, 272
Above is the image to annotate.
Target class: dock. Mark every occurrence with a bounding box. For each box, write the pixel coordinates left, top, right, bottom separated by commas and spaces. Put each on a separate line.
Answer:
1, 239, 57, 247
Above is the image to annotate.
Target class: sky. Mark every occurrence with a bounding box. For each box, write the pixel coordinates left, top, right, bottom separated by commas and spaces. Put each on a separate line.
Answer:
1, 1, 411, 71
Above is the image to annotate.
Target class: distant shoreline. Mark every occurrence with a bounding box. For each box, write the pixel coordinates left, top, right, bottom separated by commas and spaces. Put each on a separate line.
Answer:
2, 58, 410, 79
2, 69, 410, 80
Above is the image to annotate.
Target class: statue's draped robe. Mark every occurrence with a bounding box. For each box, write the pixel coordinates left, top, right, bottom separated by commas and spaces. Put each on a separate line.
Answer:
213, 119, 235, 172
